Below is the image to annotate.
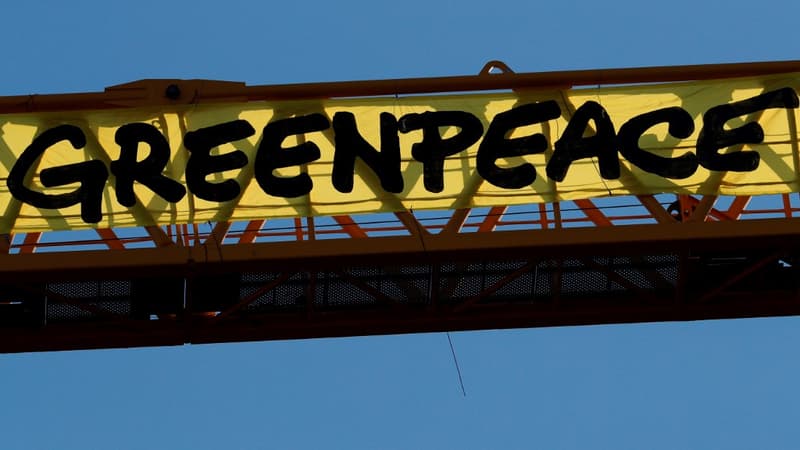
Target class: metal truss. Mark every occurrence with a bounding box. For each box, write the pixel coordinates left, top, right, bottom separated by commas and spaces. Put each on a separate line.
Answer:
2, 60, 800, 352
1, 192, 800, 353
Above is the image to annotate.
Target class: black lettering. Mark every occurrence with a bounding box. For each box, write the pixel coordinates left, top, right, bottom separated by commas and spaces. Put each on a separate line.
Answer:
477, 101, 561, 188
332, 112, 403, 193
110, 123, 186, 206
255, 114, 329, 198
697, 87, 799, 171
7, 125, 108, 223
546, 101, 619, 182
184, 120, 254, 202
399, 111, 483, 193
618, 107, 698, 179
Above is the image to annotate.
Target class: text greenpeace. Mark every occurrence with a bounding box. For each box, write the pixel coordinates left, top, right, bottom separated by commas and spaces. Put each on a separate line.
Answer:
3, 85, 800, 229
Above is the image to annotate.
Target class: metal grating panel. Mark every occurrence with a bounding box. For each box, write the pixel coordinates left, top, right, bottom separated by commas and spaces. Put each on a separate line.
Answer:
241, 272, 302, 311
316, 271, 379, 308
46, 281, 132, 323
560, 259, 610, 296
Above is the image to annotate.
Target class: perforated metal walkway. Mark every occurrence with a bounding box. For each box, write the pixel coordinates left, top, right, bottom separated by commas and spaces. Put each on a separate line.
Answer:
2, 194, 800, 353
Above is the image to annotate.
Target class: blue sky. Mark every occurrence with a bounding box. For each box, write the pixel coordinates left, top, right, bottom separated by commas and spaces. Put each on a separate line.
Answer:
2, 1, 800, 449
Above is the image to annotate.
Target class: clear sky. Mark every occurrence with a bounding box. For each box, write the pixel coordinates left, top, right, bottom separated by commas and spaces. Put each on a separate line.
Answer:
2, 1, 800, 449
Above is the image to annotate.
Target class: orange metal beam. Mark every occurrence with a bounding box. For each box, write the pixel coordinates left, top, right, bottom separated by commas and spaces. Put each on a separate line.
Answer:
0, 217, 798, 282
333, 216, 368, 239
442, 209, 470, 235
2, 60, 799, 113
636, 195, 676, 224
96, 229, 126, 250
19, 233, 41, 254
573, 199, 613, 227
239, 220, 266, 244
477, 206, 507, 232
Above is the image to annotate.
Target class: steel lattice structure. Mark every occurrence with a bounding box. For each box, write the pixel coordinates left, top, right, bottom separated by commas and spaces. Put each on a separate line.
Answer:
2, 61, 800, 353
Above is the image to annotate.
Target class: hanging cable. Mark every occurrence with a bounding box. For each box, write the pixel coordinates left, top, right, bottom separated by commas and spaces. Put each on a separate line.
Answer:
446, 331, 467, 397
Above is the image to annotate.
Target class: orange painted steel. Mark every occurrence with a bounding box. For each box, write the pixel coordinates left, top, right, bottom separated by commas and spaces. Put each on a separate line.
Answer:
2, 194, 797, 255
2, 60, 800, 113
1, 61, 800, 352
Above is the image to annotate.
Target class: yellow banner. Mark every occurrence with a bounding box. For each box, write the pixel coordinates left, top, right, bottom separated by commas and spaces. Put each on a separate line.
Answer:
1, 73, 799, 233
